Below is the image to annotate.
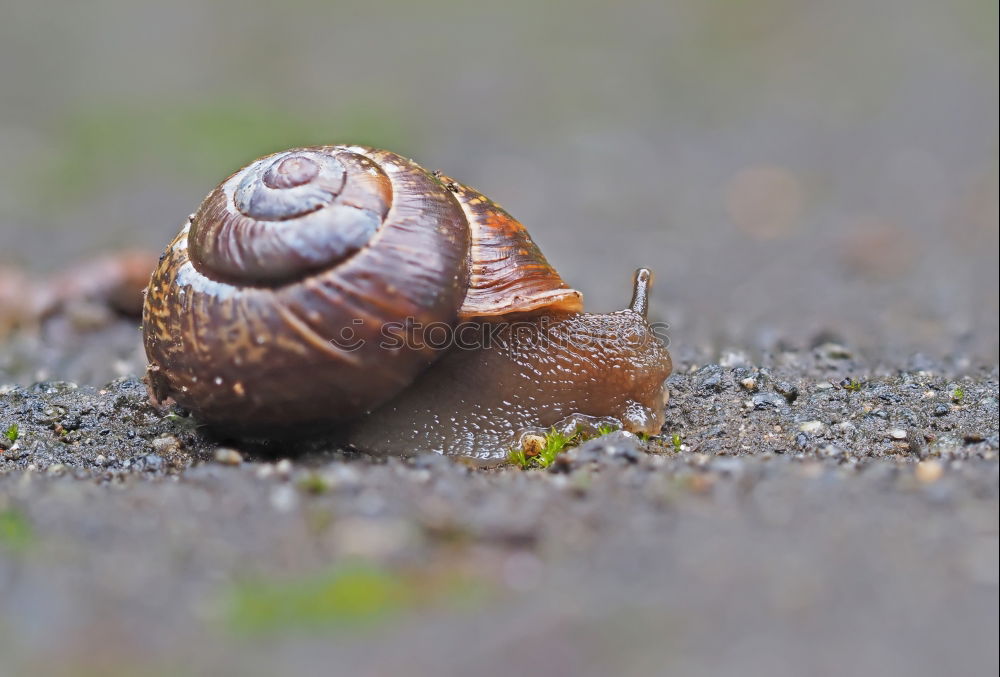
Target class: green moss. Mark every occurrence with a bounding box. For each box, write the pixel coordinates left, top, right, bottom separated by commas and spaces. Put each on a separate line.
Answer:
843, 378, 863, 392
507, 423, 623, 469
535, 429, 573, 468
297, 472, 330, 495
671, 433, 683, 452
224, 561, 483, 635
507, 448, 530, 469
505, 428, 573, 469
226, 563, 409, 635
0, 509, 33, 551
952, 387, 965, 403
3, 423, 17, 443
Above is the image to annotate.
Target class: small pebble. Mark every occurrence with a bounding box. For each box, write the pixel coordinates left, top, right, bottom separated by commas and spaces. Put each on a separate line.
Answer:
521, 434, 546, 456
695, 365, 726, 394
887, 429, 908, 440
774, 381, 799, 402
816, 342, 854, 360
915, 460, 944, 484
34, 407, 64, 425
731, 367, 751, 382
913, 460, 944, 484
740, 377, 757, 391
799, 420, 826, 434
752, 392, 786, 410
151, 435, 181, 454
565, 431, 642, 467
213, 448, 243, 465
820, 444, 844, 458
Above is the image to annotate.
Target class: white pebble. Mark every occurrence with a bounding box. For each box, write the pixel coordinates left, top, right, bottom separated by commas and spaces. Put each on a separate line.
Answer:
798, 420, 826, 434
213, 448, 243, 465
274, 458, 293, 477
151, 435, 181, 454
915, 460, 944, 484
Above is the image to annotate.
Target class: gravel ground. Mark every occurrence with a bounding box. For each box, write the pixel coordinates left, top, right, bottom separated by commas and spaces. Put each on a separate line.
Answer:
1, 311, 997, 677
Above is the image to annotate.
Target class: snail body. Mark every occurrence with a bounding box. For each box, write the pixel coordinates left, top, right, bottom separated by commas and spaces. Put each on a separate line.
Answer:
345, 274, 671, 459
142, 146, 672, 459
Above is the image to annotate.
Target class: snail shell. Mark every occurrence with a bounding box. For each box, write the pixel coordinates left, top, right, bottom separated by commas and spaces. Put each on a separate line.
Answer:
142, 145, 672, 458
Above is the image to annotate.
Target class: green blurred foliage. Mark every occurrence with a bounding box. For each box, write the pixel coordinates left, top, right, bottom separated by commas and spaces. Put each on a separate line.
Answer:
0, 508, 34, 552
35, 101, 412, 210
224, 561, 485, 635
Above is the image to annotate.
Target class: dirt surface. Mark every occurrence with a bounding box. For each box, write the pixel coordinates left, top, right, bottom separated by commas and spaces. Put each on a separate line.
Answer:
1, 309, 997, 676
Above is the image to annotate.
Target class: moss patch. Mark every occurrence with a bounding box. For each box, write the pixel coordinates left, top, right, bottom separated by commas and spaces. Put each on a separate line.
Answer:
0, 508, 33, 552
508, 424, 620, 469
224, 561, 484, 636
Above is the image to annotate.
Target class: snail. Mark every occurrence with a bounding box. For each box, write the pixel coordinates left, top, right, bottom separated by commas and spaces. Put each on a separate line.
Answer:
142, 145, 673, 460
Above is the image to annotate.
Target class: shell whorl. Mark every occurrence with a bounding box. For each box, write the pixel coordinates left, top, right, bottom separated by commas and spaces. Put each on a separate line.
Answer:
188, 148, 392, 284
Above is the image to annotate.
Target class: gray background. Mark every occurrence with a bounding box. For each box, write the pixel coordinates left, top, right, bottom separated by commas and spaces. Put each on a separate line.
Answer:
1, 0, 997, 367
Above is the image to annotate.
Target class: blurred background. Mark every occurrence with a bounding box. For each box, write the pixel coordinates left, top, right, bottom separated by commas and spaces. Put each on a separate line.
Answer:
1, 0, 997, 368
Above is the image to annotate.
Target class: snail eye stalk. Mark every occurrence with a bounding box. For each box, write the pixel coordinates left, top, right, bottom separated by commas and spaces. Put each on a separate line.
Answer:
628, 268, 652, 319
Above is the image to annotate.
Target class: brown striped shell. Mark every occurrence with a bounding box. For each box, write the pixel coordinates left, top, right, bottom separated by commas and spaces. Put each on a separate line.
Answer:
142, 145, 582, 433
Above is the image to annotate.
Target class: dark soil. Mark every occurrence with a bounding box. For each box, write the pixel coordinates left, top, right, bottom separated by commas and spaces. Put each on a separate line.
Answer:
1, 312, 997, 677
